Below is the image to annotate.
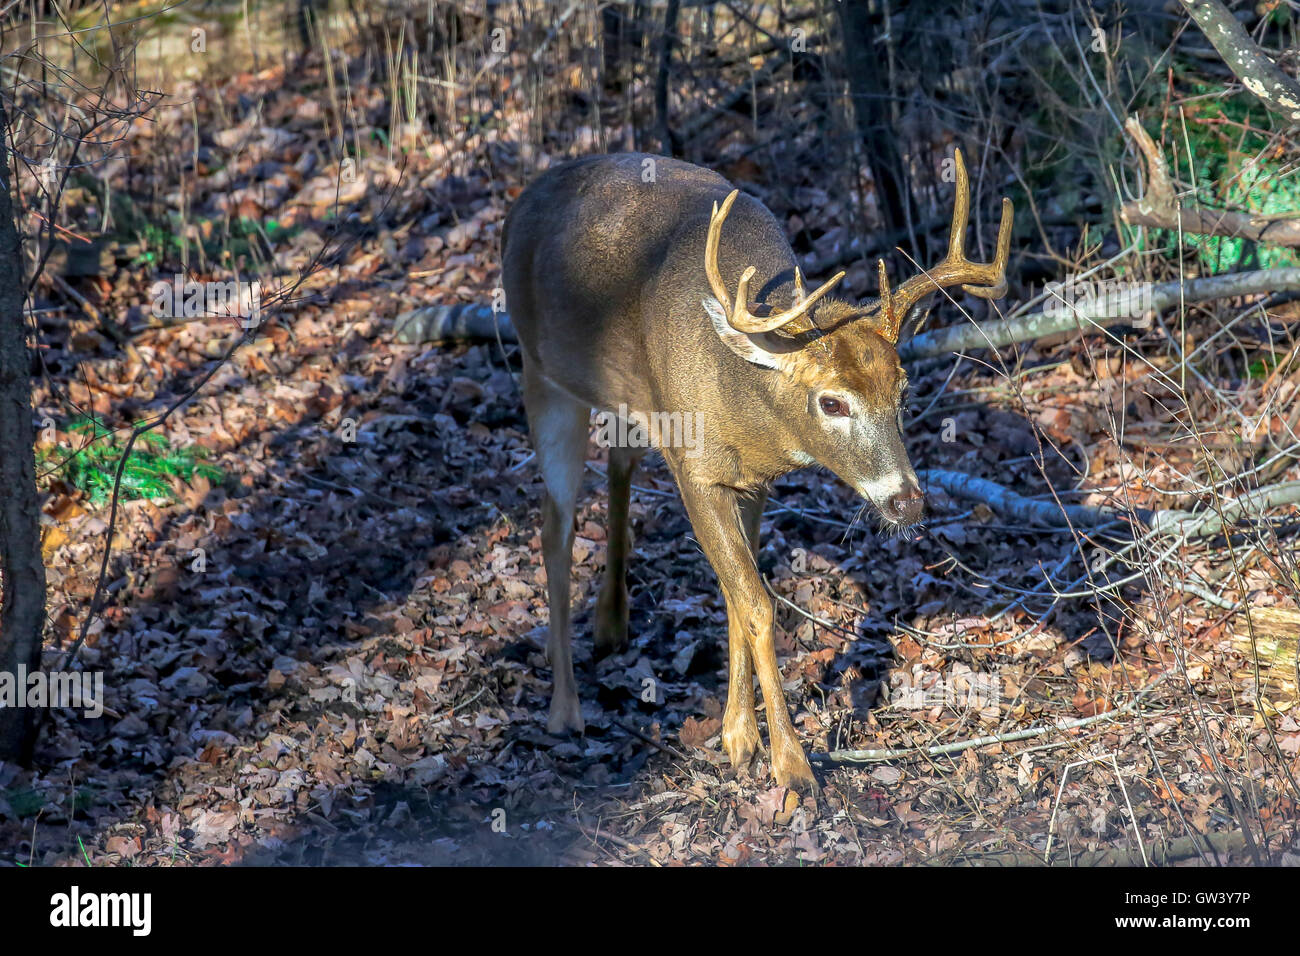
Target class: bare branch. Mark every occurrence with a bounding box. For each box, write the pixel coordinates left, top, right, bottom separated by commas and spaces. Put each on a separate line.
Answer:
1177, 0, 1300, 123
1121, 116, 1300, 246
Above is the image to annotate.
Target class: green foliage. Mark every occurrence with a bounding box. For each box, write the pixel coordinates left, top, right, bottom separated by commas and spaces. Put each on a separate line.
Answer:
1248, 355, 1280, 380
37, 417, 223, 505
2, 786, 96, 820
1138, 87, 1300, 273
130, 214, 298, 266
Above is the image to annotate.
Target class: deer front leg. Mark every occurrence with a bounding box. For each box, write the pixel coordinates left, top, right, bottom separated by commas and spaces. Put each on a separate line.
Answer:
677, 481, 817, 796
749, 600, 817, 797
721, 491, 766, 770
722, 616, 760, 770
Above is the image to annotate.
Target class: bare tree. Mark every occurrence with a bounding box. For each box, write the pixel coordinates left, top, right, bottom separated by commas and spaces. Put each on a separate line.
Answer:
0, 6, 157, 761
0, 95, 45, 763
654, 0, 682, 153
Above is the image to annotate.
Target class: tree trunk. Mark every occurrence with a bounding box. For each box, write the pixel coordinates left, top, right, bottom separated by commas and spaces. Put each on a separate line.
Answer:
654, 0, 682, 154
603, 2, 645, 92
0, 96, 48, 763
834, 0, 926, 263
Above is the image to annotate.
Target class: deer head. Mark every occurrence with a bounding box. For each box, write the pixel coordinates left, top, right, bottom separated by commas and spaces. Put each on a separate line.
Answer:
702, 148, 1013, 526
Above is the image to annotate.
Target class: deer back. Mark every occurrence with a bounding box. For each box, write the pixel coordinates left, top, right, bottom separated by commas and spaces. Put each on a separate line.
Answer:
502, 153, 800, 437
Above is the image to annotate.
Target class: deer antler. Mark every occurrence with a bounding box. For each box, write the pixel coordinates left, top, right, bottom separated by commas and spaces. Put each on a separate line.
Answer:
874, 258, 898, 342
706, 190, 846, 335
878, 148, 1013, 341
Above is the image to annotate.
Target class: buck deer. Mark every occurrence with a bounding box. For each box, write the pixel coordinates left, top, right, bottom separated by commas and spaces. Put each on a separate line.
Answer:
502, 151, 1012, 795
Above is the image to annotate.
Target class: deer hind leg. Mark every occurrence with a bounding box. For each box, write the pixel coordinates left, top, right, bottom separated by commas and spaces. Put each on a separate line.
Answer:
522, 362, 590, 734
594, 444, 641, 659
721, 490, 766, 770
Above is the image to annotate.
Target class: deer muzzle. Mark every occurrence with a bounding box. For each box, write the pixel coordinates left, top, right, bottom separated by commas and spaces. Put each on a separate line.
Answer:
885, 480, 925, 525
855, 470, 924, 527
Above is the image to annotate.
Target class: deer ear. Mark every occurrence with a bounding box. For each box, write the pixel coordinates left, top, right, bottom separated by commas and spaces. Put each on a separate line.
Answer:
703, 297, 786, 371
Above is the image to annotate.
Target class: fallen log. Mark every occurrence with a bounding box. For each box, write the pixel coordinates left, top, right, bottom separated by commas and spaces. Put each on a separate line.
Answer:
393, 304, 514, 344
898, 267, 1300, 361
399, 269, 1300, 363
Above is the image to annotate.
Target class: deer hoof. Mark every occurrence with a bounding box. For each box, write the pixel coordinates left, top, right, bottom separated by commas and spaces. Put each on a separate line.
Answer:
593, 588, 629, 660
592, 624, 628, 660
771, 745, 819, 800
546, 692, 585, 735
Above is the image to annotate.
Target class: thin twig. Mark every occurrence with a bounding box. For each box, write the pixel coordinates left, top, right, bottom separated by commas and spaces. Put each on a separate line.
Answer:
819, 672, 1172, 764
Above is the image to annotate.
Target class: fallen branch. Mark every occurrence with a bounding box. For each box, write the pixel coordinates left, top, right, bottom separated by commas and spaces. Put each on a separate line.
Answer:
1148, 479, 1300, 538
818, 672, 1170, 764
393, 304, 514, 344
49, 272, 128, 343
1120, 116, 1300, 246
918, 469, 1120, 529
898, 267, 1300, 361
921, 469, 1300, 541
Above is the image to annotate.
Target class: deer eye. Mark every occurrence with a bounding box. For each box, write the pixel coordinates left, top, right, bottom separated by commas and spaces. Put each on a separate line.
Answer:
818, 395, 850, 417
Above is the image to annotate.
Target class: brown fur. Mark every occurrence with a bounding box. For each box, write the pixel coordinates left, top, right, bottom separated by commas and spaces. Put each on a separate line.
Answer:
503, 154, 924, 795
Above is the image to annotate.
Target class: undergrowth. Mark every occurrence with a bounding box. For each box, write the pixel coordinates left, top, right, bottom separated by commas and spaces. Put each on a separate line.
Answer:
37, 418, 223, 505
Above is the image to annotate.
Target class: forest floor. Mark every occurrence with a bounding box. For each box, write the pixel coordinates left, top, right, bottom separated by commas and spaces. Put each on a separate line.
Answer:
3, 47, 1299, 867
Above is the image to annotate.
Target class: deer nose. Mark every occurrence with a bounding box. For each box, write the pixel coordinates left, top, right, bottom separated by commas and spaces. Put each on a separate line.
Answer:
887, 485, 925, 524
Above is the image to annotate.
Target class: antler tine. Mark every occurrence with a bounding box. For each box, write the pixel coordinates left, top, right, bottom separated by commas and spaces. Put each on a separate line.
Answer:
947, 147, 970, 263
703, 189, 846, 335
735, 266, 757, 317
875, 258, 899, 343
961, 197, 1014, 300
705, 190, 740, 315
793, 266, 806, 304
887, 148, 1015, 319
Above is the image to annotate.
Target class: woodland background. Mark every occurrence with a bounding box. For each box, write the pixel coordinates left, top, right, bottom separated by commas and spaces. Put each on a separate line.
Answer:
0, 0, 1298, 865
